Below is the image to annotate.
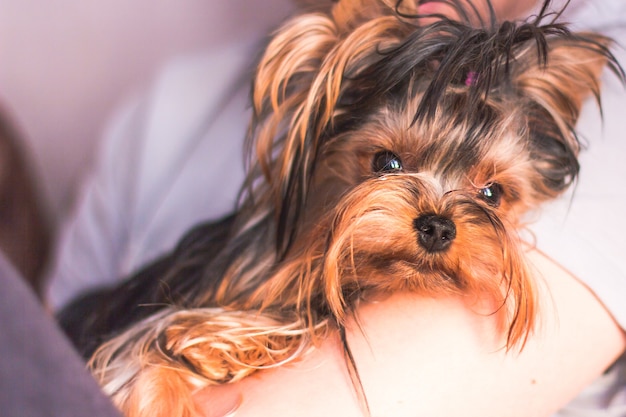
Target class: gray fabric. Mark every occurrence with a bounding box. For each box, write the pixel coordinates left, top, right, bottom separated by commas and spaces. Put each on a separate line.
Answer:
0, 254, 121, 417
554, 354, 626, 417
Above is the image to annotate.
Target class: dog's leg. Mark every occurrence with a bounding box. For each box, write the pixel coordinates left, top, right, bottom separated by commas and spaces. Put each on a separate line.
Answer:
89, 308, 328, 417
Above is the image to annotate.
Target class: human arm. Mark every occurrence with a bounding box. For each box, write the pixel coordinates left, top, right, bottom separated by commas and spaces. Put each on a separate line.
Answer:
194, 249, 625, 417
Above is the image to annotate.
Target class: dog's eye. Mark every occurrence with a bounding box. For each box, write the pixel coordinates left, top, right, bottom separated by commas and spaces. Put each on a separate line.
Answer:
479, 183, 504, 207
372, 151, 403, 173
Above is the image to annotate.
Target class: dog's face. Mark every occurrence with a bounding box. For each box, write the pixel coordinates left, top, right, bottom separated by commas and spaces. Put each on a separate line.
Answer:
236, 0, 620, 347
288, 74, 549, 346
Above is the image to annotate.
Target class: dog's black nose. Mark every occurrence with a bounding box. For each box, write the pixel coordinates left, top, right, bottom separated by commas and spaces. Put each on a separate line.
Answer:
413, 214, 456, 252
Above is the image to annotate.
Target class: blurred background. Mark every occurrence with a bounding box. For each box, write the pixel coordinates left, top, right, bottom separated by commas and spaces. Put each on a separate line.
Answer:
0, 0, 293, 291
0, 0, 292, 219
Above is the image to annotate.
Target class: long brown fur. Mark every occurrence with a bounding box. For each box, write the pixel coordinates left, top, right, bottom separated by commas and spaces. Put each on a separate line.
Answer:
82, 1, 623, 416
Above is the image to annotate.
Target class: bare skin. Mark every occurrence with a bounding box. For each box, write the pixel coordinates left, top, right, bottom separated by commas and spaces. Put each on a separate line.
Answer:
195, 249, 625, 417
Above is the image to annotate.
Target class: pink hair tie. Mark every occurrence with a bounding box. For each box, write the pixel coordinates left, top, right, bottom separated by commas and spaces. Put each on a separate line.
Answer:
465, 71, 478, 86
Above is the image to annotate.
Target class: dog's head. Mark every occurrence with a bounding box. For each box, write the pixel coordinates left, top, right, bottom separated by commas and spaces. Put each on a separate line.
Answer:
238, 0, 621, 348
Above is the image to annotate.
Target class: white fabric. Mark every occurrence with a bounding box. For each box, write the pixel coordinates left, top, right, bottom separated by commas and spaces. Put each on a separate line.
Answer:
45, 0, 296, 307
44, 0, 626, 413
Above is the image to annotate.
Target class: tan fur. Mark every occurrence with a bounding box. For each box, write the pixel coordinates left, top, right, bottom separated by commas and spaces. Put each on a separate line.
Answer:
87, 1, 617, 416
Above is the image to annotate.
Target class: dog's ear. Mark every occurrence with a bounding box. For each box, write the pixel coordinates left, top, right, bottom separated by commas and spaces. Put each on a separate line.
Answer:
250, 0, 416, 176
512, 33, 620, 196
515, 33, 611, 138
249, 0, 408, 255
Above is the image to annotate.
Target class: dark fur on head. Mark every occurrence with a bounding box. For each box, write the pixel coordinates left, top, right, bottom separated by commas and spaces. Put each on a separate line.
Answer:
57, 1, 623, 416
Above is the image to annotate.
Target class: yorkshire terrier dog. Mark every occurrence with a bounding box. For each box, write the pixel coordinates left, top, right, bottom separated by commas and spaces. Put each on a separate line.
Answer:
58, 0, 623, 416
